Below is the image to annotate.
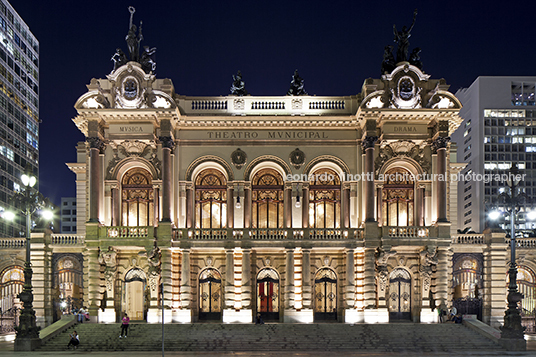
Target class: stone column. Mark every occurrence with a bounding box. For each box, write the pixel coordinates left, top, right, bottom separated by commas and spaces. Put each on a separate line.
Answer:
87, 137, 103, 222
161, 248, 172, 311
244, 183, 252, 228
417, 184, 425, 226
284, 182, 292, 228
436, 247, 449, 311
180, 249, 191, 309
186, 183, 194, 229
284, 248, 295, 309
225, 249, 235, 309
376, 185, 383, 226
302, 248, 311, 309
483, 229, 508, 328
363, 136, 378, 222
345, 248, 355, 308
302, 183, 310, 229
227, 184, 234, 229
342, 183, 350, 229
434, 137, 450, 223
363, 247, 376, 309
242, 249, 252, 309
85, 247, 101, 319
153, 185, 160, 226
111, 184, 120, 226
159, 136, 175, 222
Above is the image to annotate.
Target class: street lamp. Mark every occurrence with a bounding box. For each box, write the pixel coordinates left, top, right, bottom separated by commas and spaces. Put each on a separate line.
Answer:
7, 166, 50, 351
489, 163, 527, 349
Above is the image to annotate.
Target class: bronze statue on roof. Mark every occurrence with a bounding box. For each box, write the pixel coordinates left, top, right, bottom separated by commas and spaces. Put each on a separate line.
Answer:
393, 9, 417, 63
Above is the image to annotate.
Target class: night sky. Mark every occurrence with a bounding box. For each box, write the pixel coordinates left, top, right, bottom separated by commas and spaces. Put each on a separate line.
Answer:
9, 0, 536, 205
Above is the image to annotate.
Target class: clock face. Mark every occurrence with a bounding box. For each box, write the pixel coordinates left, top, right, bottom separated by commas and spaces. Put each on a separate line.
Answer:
123, 78, 138, 100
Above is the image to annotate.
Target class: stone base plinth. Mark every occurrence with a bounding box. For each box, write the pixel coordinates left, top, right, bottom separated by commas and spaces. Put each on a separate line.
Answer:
147, 308, 173, 323
499, 338, 526, 351
172, 309, 192, 323
283, 309, 313, 323
364, 308, 389, 323
223, 309, 253, 323
14, 337, 41, 351
98, 308, 117, 323
344, 309, 364, 323
420, 309, 438, 323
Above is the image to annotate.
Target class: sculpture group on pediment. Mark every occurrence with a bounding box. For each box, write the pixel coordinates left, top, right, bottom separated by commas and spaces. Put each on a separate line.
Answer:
287, 70, 307, 96
110, 7, 157, 74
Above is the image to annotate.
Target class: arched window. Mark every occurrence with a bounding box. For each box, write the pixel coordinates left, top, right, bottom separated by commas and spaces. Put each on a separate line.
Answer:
309, 168, 341, 228
515, 266, 536, 315
252, 169, 284, 229
382, 167, 414, 226
121, 168, 154, 226
0, 266, 24, 313
195, 169, 227, 229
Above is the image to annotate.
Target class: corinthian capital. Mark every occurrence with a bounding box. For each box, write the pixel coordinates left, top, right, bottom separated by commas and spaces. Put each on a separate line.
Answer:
159, 136, 176, 150
433, 136, 451, 150
362, 136, 379, 150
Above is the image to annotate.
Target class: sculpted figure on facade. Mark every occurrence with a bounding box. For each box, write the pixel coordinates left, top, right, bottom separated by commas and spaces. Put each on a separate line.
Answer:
99, 247, 117, 294
393, 9, 417, 63
381, 45, 396, 75
409, 47, 423, 70
419, 246, 437, 293
375, 247, 396, 292
126, 6, 143, 62
111, 48, 128, 72
287, 70, 307, 96
147, 242, 161, 292
140, 46, 157, 74
230, 71, 248, 96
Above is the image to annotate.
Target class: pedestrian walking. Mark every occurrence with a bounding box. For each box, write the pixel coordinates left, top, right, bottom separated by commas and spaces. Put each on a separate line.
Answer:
120, 313, 130, 338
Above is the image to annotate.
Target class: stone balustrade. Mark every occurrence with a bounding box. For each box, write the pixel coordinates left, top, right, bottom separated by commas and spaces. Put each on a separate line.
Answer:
180, 95, 356, 117
50, 234, 85, 245
0, 238, 26, 249
452, 234, 485, 244
384, 226, 430, 238
106, 226, 152, 238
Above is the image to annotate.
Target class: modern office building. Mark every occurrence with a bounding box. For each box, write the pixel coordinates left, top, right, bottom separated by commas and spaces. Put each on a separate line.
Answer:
60, 197, 77, 234
452, 77, 536, 234
0, 0, 40, 238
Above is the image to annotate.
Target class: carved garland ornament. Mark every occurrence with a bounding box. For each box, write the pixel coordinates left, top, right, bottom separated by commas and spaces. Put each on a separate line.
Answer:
374, 140, 431, 176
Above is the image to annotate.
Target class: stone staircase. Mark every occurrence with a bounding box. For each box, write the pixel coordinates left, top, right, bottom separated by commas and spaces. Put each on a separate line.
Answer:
38, 322, 504, 353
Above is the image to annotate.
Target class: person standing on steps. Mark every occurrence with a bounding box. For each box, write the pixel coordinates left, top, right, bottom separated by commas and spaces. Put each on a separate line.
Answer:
120, 312, 130, 338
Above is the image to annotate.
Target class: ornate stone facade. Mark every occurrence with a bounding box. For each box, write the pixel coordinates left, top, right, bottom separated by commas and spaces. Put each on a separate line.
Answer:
1, 61, 530, 332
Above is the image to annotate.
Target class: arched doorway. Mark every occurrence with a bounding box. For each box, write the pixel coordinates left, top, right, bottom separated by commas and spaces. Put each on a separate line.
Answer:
256, 268, 280, 321
199, 268, 222, 321
52, 254, 84, 322
452, 254, 483, 321
389, 268, 411, 321
124, 268, 146, 321
514, 266, 536, 333
0, 265, 23, 331
314, 268, 337, 321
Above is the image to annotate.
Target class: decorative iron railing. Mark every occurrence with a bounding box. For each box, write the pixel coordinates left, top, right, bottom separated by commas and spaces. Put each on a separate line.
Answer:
50, 234, 85, 245
452, 234, 485, 244
384, 226, 430, 238
106, 226, 152, 238
0, 238, 26, 249
0, 307, 18, 334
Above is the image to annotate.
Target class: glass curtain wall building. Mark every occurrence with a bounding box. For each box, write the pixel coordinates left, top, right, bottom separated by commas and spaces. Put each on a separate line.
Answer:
0, 0, 39, 238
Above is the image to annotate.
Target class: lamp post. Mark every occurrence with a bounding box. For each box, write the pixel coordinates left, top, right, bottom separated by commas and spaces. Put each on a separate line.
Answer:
489, 163, 527, 350
10, 167, 48, 351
